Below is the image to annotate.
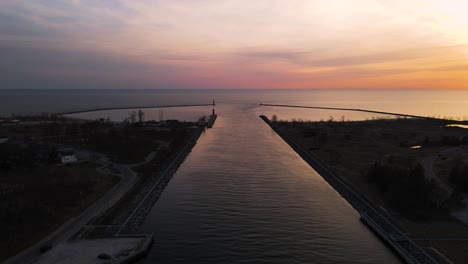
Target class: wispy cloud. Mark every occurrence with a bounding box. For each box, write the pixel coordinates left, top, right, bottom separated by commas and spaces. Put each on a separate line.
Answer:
1, 0, 468, 89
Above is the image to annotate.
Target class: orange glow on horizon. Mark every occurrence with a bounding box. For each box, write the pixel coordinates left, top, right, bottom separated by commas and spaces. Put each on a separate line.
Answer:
1, 0, 468, 89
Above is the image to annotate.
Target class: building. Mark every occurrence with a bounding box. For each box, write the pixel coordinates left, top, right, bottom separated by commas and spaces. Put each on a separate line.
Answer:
59, 151, 77, 164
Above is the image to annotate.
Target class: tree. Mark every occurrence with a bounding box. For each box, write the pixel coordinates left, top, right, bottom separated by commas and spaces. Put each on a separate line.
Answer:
367, 160, 434, 219
129, 111, 137, 124
138, 110, 145, 123
272, 115, 278, 122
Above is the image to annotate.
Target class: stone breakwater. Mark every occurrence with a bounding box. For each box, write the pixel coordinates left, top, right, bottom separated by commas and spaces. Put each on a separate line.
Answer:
207, 114, 217, 128
260, 115, 438, 264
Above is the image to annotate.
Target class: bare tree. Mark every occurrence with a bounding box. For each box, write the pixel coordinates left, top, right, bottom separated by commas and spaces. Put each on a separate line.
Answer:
129, 111, 137, 124
138, 110, 145, 123
272, 115, 278, 122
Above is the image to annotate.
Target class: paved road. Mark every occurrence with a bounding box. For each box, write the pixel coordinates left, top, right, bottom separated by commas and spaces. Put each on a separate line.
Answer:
2, 151, 139, 264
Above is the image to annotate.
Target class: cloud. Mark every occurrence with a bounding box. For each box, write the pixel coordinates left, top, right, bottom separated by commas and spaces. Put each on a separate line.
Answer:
0, 43, 191, 89
232, 44, 468, 71
1, 0, 468, 89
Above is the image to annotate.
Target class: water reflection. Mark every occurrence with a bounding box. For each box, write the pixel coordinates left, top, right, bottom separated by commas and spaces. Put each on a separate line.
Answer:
138, 104, 401, 264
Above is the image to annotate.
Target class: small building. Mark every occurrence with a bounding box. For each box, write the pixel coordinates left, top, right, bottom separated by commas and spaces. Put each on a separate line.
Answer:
0, 136, 8, 144
59, 151, 77, 164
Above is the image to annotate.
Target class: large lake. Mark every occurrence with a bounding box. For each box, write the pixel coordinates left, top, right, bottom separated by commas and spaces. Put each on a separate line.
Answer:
2, 89, 468, 121
3, 89, 468, 263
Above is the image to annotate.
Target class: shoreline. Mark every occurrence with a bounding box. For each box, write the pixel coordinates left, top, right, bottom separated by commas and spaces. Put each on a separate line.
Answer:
260, 115, 438, 264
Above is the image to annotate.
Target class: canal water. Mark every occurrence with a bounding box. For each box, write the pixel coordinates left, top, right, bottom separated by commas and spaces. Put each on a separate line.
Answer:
138, 104, 401, 264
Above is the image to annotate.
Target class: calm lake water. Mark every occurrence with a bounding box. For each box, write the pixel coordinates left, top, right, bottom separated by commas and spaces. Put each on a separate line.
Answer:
2, 89, 468, 121
3, 89, 468, 263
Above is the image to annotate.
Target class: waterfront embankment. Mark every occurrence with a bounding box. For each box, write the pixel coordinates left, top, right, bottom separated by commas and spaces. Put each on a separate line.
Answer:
260, 115, 438, 264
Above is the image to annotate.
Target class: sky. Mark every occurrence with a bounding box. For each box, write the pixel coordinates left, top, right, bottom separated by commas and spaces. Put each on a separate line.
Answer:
1, 0, 468, 89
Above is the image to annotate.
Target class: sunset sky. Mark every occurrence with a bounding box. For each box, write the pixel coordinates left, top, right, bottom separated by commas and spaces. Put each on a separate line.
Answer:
1, 0, 468, 89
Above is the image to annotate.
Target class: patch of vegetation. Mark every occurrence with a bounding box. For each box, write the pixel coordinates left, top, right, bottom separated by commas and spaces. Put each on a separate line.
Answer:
0, 142, 58, 172
0, 162, 119, 261
367, 156, 435, 219
87, 130, 159, 164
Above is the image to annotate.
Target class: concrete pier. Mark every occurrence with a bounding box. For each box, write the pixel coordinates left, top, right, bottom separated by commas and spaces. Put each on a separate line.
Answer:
206, 114, 217, 128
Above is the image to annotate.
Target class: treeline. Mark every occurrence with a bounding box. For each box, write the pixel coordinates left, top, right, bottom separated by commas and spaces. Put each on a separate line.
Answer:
367, 158, 435, 219
438, 135, 468, 146
0, 143, 58, 172
87, 127, 189, 164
